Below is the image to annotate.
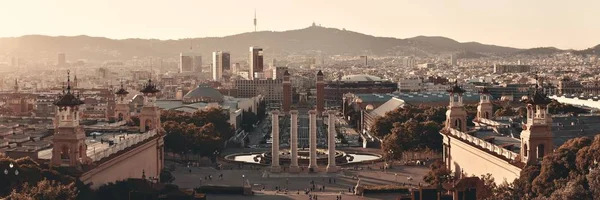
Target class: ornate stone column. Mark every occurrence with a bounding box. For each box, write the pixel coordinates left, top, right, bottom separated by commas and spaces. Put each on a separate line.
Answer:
271, 110, 281, 172
308, 110, 318, 171
289, 110, 300, 173
326, 110, 338, 172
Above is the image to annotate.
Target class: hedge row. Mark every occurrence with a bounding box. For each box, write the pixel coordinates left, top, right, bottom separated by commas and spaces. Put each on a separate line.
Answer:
363, 185, 411, 194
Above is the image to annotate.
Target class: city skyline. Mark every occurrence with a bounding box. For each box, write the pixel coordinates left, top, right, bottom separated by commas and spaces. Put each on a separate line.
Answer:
0, 0, 598, 49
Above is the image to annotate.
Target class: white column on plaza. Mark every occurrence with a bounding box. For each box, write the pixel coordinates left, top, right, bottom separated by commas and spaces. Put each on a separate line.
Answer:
326, 110, 338, 172
308, 110, 318, 171
271, 110, 281, 172
289, 110, 300, 172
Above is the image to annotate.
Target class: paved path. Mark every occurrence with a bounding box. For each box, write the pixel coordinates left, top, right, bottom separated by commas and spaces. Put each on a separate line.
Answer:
205, 192, 401, 200
172, 160, 429, 200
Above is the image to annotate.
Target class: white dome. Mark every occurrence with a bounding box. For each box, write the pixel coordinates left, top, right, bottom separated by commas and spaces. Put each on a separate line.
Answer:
340, 74, 384, 82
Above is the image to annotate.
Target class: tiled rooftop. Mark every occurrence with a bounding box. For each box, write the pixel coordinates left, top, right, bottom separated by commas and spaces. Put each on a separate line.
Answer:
474, 129, 521, 153
37, 132, 144, 160
357, 91, 483, 105
474, 115, 600, 150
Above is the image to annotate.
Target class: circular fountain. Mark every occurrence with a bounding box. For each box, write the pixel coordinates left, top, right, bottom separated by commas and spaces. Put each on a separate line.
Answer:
225, 149, 382, 165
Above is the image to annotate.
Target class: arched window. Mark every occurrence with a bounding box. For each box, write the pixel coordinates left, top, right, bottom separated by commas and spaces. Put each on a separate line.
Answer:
79, 145, 85, 159
455, 119, 462, 131
145, 119, 152, 131
537, 144, 545, 159
523, 144, 528, 157
61, 145, 70, 159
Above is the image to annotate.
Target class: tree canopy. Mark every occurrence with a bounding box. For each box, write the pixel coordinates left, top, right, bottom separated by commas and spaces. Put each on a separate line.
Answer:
8, 179, 78, 200
484, 135, 600, 200
373, 105, 476, 157
161, 108, 234, 157
0, 156, 84, 199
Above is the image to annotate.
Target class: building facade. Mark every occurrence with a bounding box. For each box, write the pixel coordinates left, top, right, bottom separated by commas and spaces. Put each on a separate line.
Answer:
493, 64, 532, 74
193, 55, 202, 72
324, 74, 397, 103
398, 78, 423, 92
234, 79, 282, 104
249, 47, 264, 80
557, 77, 584, 95
179, 53, 194, 73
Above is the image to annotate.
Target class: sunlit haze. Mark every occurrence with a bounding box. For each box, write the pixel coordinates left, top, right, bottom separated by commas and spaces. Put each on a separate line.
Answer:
1, 0, 598, 49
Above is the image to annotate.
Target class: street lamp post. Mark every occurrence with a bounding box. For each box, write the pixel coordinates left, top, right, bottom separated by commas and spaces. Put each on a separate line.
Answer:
213, 150, 219, 164
3, 162, 19, 176
387, 149, 394, 170
242, 175, 245, 187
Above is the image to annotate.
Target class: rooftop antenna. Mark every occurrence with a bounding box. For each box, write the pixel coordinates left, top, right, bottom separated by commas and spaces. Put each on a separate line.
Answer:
254, 9, 257, 32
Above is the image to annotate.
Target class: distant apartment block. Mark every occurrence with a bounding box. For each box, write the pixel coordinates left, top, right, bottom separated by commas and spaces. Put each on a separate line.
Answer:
418, 63, 435, 69
193, 55, 202, 72
557, 77, 584, 95
493, 64, 532, 74
398, 78, 423, 92
324, 74, 398, 102
234, 79, 282, 104
179, 53, 194, 73
403, 56, 416, 67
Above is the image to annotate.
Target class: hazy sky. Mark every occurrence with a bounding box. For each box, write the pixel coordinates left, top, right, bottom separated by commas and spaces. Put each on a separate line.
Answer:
0, 0, 598, 49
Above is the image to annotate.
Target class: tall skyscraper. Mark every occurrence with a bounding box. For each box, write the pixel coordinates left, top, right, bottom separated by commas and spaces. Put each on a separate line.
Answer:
221, 52, 231, 71
212, 51, 227, 81
232, 63, 240, 74
58, 53, 66, 67
179, 53, 193, 73
193, 55, 202, 72
249, 46, 264, 80
271, 58, 277, 68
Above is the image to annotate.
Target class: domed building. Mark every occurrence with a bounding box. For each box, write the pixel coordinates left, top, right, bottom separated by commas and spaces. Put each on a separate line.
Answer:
155, 84, 262, 132
325, 74, 398, 103
182, 84, 225, 104
339, 74, 385, 82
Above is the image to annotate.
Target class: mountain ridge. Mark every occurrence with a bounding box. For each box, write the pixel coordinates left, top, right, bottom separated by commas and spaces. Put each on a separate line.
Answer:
0, 26, 594, 61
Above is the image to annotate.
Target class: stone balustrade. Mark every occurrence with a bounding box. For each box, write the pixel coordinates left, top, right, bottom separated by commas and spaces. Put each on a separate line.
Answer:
527, 118, 548, 125
91, 129, 158, 162
477, 118, 509, 126
447, 128, 517, 160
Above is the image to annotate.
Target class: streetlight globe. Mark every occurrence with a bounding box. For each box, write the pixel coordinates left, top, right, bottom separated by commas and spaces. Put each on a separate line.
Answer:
9, 163, 13, 168
3, 169, 7, 175
15, 170, 19, 176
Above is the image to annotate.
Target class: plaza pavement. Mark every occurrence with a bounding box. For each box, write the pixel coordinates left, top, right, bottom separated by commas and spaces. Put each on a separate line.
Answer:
172, 160, 429, 200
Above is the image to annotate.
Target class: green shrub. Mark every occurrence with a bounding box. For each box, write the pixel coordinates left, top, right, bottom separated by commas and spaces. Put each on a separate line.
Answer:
363, 185, 411, 194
